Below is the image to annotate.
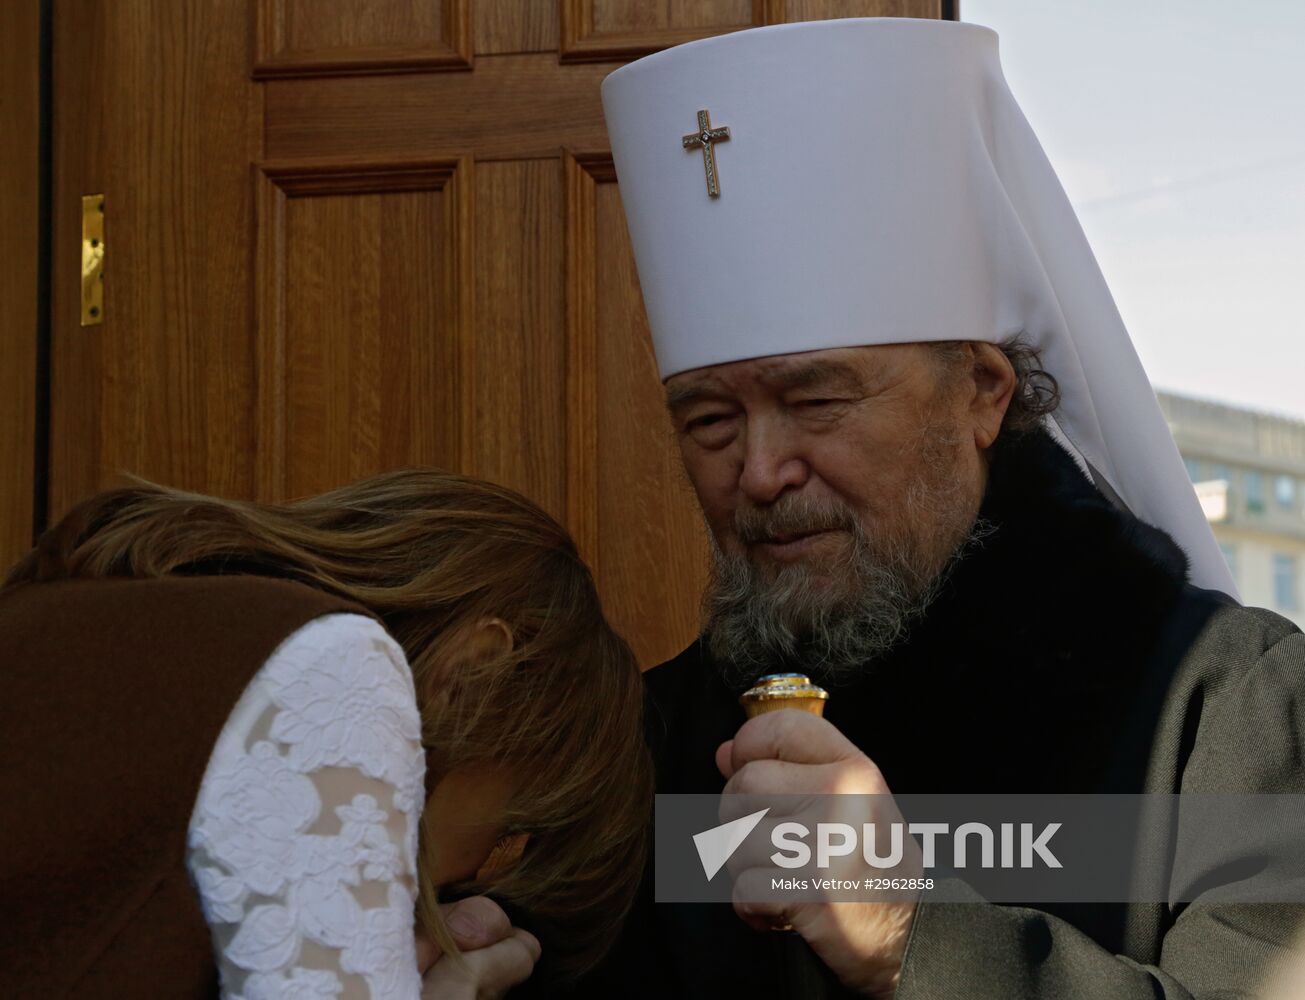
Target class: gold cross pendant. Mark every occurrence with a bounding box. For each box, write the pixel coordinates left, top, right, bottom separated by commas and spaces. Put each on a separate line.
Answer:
682, 109, 730, 198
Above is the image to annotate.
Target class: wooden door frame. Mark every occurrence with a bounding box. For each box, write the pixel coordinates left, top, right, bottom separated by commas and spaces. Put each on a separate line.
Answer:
0, 0, 51, 573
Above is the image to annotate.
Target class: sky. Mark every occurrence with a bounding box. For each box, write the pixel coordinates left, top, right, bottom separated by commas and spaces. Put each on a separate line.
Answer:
960, 0, 1305, 420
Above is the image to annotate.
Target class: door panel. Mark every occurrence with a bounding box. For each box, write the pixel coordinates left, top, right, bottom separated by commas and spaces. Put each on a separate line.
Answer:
474, 1, 559, 55
472, 159, 569, 521
252, 0, 472, 77
561, 0, 777, 62
254, 159, 471, 500
580, 157, 711, 666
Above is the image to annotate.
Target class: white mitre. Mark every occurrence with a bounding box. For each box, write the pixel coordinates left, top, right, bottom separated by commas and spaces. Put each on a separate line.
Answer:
601, 16, 1238, 599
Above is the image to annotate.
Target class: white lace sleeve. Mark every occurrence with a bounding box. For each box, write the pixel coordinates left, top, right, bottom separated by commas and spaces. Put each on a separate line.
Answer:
186, 613, 426, 1000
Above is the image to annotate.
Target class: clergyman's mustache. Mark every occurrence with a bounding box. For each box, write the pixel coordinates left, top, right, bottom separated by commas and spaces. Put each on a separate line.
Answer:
733, 494, 861, 546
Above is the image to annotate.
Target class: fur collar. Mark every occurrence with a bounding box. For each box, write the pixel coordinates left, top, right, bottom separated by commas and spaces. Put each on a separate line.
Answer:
977, 426, 1190, 622
942, 426, 1191, 678
818, 426, 1194, 791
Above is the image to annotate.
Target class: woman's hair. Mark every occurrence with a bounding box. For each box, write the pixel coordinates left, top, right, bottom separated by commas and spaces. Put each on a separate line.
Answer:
5, 469, 652, 984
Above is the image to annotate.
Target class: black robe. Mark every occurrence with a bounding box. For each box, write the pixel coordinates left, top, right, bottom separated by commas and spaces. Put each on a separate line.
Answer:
573, 427, 1305, 999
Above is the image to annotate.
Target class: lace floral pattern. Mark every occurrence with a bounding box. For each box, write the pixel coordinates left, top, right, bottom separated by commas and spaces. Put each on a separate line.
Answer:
186, 614, 425, 999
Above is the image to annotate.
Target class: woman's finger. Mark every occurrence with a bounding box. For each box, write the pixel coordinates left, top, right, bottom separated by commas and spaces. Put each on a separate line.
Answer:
415, 929, 441, 975
421, 927, 542, 999
417, 895, 515, 973
459, 928, 541, 998
442, 895, 514, 950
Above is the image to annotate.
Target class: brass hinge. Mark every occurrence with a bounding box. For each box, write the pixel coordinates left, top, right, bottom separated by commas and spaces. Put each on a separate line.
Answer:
81, 194, 105, 325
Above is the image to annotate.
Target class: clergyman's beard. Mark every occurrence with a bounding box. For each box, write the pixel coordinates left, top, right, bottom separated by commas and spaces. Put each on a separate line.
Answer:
703, 450, 988, 690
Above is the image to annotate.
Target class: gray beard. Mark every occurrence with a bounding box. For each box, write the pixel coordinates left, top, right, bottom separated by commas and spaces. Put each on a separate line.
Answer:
702, 439, 992, 689
703, 515, 992, 690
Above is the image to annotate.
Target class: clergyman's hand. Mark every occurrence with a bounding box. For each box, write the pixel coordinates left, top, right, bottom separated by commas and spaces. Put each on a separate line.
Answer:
418, 895, 541, 999
716, 710, 920, 999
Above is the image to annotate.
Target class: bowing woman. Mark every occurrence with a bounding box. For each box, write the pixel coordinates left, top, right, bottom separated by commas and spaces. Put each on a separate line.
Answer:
0, 469, 651, 998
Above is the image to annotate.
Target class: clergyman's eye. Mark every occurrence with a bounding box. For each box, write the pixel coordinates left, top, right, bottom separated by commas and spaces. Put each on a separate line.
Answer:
689, 414, 724, 429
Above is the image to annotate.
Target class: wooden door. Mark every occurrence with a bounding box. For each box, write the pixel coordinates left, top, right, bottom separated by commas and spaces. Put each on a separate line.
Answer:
49, 0, 943, 667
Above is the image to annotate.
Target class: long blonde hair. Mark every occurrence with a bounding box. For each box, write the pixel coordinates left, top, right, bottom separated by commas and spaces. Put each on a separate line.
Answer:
6, 469, 652, 984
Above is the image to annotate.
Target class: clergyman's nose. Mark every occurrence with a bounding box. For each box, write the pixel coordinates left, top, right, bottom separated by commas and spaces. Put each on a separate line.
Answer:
738, 436, 808, 504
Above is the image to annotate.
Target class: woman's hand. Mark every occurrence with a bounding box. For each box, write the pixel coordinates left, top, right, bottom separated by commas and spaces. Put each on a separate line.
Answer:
418, 895, 542, 999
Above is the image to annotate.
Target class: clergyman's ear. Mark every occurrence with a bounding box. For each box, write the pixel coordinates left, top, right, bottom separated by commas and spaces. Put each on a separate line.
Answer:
968, 342, 1016, 450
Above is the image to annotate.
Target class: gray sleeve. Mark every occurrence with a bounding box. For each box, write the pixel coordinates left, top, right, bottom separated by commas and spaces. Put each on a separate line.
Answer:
895, 631, 1305, 1000
897, 882, 1301, 999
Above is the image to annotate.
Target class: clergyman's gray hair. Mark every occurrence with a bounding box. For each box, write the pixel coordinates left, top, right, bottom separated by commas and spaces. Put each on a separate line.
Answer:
930, 337, 1062, 435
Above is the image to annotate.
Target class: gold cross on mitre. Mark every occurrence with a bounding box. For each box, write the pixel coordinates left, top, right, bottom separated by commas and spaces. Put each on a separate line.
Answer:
682, 109, 730, 198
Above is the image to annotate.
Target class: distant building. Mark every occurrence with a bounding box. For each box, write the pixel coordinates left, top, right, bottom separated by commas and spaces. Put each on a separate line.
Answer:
1157, 392, 1305, 628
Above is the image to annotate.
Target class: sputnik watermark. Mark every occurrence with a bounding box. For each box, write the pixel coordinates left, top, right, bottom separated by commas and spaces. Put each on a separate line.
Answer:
658, 793, 1305, 905
693, 807, 772, 879
770, 819, 1060, 869
693, 807, 1061, 880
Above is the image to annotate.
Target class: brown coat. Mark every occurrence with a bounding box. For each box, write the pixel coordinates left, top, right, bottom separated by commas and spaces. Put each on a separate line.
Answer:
0, 575, 369, 998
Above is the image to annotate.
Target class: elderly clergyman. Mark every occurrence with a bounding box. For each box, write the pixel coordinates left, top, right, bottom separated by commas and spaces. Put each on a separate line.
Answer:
573, 17, 1305, 1000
